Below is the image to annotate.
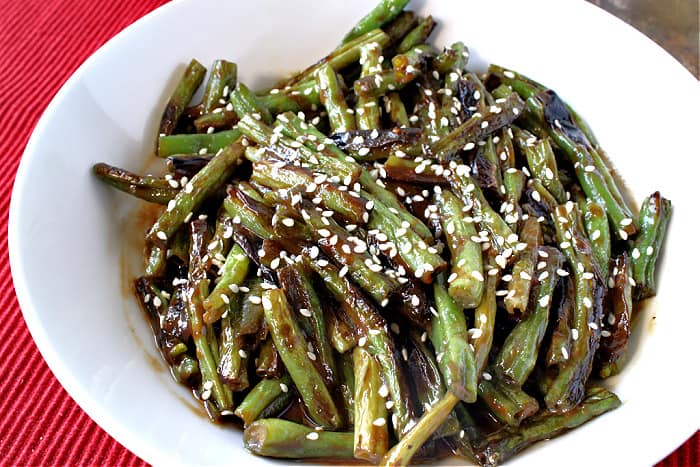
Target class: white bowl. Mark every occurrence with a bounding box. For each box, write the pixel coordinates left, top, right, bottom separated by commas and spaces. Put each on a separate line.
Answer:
9, 0, 699, 465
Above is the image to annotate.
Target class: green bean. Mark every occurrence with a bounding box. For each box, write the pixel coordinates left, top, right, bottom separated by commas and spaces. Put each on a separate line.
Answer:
598, 253, 633, 378
159, 59, 206, 137
449, 169, 516, 256
244, 419, 354, 459
355, 42, 383, 130
581, 199, 611, 281
514, 128, 567, 204
435, 189, 484, 309
230, 82, 273, 124
478, 374, 539, 427
353, 346, 389, 462
384, 91, 409, 127
546, 204, 603, 412
278, 263, 336, 385
632, 192, 672, 299
504, 218, 541, 315
431, 273, 477, 403
223, 186, 275, 240
317, 64, 356, 132
146, 141, 244, 250
396, 16, 436, 54
238, 114, 358, 181
328, 310, 356, 354
234, 375, 292, 427
201, 59, 237, 114
496, 247, 564, 385
261, 288, 342, 429
217, 294, 249, 393
434, 41, 469, 75
250, 159, 367, 223
157, 129, 242, 158
186, 219, 233, 414
432, 92, 524, 160
367, 196, 446, 283
343, 0, 409, 43
92, 163, 178, 204
381, 392, 460, 467
476, 387, 621, 467
337, 351, 355, 426
202, 244, 250, 323
472, 257, 500, 375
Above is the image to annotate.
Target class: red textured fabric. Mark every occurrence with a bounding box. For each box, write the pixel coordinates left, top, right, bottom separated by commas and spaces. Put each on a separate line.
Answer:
0, 0, 696, 465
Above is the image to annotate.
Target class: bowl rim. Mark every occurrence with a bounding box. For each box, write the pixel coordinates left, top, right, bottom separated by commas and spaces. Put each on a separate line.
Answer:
8, 0, 699, 465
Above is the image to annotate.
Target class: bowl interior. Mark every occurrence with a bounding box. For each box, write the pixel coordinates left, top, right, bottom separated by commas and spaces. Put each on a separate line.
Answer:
10, 0, 699, 466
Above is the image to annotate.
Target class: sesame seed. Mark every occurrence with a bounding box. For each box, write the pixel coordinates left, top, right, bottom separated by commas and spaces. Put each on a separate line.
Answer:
282, 218, 295, 227
588, 321, 598, 330
156, 231, 167, 241
306, 432, 319, 441
262, 296, 274, 311
539, 295, 550, 307
338, 265, 349, 278
358, 336, 367, 347
201, 389, 212, 400
249, 295, 262, 305
571, 329, 579, 340
307, 351, 317, 361
561, 347, 569, 360
469, 328, 483, 339
631, 248, 640, 259
482, 372, 492, 381
299, 308, 312, 317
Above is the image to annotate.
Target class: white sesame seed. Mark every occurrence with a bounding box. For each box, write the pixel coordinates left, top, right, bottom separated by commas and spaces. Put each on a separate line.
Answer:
299, 308, 312, 317
280, 383, 289, 393
571, 329, 579, 340
201, 389, 212, 400
482, 372, 492, 381
306, 432, 319, 441
156, 231, 168, 241
561, 347, 569, 360
538, 295, 550, 307
249, 295, 262, 305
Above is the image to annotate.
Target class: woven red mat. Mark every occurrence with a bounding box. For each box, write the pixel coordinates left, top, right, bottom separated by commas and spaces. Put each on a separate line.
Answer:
0, 0, 696, 465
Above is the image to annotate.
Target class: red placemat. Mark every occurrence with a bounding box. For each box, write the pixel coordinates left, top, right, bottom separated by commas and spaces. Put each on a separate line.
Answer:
0, 0, 696, 465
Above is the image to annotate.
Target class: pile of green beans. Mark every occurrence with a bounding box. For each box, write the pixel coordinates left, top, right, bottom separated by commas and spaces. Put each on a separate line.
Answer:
94, 1, 671, 465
